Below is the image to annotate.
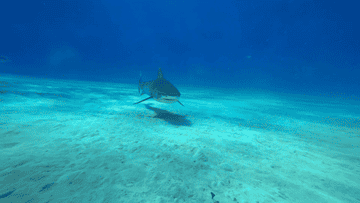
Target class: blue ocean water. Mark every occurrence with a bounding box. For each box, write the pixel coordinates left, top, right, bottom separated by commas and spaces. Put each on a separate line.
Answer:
1, 1, 359, 202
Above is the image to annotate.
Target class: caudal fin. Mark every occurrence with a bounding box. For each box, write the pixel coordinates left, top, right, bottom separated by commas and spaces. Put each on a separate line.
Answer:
138, 71, 143, 94
157, 68, 163, 79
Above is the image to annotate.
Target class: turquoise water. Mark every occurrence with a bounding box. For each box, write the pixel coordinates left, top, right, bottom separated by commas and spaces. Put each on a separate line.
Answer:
1, 74, 359, 202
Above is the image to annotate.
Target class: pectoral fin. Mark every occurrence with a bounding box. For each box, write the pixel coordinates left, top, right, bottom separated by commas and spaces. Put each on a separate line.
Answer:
134, 96, 153, 105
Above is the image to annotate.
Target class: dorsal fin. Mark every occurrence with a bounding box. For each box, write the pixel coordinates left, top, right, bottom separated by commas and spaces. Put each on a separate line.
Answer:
157, 68, 163, 79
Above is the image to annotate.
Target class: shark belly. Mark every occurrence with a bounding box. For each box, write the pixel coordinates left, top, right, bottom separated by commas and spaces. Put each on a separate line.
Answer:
154, 95, 179, 104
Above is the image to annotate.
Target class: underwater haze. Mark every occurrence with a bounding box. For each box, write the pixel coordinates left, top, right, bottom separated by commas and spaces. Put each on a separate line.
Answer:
1, 0, 359, 203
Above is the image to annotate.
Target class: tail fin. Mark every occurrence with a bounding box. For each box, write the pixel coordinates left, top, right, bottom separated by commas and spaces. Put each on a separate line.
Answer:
157, 68, 163, 79
138, 71, 143, 94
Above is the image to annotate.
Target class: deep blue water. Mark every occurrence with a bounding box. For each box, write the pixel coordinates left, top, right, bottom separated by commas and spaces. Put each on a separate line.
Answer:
1, 0, 359, 95
1, 2, 360, 202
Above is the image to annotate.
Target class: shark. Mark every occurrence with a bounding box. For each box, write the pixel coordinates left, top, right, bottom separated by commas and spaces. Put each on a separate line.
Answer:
134, 68, 184, 106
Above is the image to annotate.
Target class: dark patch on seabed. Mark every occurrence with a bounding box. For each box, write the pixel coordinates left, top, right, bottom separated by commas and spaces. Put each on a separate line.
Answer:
144, 104, 192, 126
0, 77, 73, 100
0, 190, 15, 199
0, 142, 20, 149
39, 183, 54, 192
34, 92, 72, 100
0, 80, 13, 87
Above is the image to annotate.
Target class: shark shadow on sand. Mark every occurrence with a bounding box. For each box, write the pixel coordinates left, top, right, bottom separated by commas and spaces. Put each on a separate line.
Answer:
144, 104, 191, 126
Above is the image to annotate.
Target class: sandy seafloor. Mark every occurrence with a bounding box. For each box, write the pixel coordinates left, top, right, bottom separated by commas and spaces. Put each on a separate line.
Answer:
0, 74, 359, 203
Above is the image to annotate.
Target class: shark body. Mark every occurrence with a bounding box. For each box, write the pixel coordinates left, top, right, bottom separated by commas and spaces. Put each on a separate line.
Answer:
134, 68, 184, 106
